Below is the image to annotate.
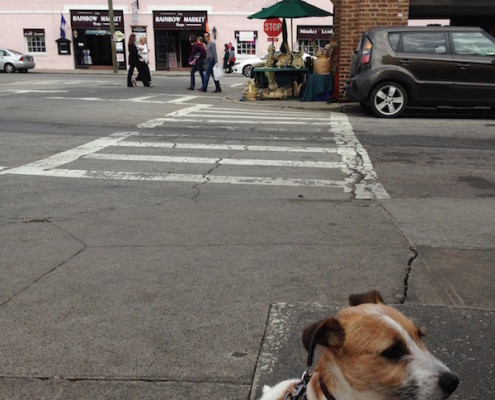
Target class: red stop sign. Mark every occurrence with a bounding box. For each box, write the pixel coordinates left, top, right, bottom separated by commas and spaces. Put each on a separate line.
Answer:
264, 18, 283, 37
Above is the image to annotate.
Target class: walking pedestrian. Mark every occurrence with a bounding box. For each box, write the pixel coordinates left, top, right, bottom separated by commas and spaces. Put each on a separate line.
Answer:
228, 46, 236, 73
137, 36, 152, 86
198, 32, 221, 93
127, 34, 151, 87
223, 44, 230, 72
127, 34, 140, 87
186, 35, 206, 90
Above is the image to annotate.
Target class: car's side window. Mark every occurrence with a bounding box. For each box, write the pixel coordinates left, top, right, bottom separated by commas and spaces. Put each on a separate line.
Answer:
451, 32, 495, 56
388, 33, 400, 51
0, 50, 6, 56
400, 32, 447, 54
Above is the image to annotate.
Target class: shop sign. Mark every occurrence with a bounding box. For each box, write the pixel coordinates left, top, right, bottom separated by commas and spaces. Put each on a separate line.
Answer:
24, 29, 45, 37
235, 31, 258, 42
153, 11, 207, 30
70, 10, 124, 30
239, 31, 255, 42
297, 25, 333, 40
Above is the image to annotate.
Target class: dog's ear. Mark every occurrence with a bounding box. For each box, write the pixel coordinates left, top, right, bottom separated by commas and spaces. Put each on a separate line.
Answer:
349, 290, 384, 306
302, 317, 344, 367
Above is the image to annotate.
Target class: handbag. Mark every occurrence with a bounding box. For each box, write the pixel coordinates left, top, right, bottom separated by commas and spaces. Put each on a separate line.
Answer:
213, 64, 225, 81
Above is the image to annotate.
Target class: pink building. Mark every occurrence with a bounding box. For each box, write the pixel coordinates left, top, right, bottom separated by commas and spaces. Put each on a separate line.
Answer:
0, 1, 333, 71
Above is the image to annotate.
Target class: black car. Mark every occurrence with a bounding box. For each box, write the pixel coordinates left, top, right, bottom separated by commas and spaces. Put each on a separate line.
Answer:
344, 26, 495, 117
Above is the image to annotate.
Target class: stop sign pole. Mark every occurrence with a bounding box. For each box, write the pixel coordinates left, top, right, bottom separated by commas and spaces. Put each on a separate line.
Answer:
264, 18, 283, 43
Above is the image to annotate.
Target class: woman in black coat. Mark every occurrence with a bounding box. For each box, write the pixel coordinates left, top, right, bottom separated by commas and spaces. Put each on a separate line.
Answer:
127, 34, 150, 87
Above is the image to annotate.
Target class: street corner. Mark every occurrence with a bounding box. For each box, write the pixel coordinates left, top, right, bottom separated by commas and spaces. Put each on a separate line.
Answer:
406, 247, 495, 309
250, 302, 494, 399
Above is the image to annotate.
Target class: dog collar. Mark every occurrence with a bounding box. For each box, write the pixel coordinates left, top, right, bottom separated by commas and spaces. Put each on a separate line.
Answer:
284, 372, 335, 400
319, 375, 336, 400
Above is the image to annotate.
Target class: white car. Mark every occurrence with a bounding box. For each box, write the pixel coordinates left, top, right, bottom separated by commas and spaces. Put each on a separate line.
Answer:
232, 51, 314, 77
0, 49, 35, 73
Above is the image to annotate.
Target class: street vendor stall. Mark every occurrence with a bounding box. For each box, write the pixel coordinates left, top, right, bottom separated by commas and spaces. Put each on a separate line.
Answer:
253, 66, 309, 97
301, 72, 333, 101
246, 0, 334, 101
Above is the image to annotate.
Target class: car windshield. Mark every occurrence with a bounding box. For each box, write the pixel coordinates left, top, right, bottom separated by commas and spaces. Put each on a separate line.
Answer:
7, 49, 23, 55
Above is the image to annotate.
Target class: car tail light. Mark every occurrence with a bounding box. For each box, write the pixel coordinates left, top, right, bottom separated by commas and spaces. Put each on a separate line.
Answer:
362, 38, 372, 65
19, 56, 24, 61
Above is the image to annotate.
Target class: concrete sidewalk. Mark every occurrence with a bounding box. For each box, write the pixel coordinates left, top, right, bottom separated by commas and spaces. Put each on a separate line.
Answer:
31, 68, 350, 112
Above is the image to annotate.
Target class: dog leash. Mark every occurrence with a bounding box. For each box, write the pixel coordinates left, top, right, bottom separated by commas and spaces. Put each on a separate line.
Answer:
284, 371, 335, 400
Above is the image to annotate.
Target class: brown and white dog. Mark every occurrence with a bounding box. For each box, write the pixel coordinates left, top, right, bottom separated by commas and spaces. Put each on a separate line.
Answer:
259, 291, 459, 400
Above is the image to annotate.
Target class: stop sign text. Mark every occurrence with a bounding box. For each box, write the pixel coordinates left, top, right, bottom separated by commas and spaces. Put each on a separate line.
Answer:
264, 18, 283, 37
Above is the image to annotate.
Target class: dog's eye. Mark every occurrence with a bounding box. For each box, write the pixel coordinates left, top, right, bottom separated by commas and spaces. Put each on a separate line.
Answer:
381, 341, 408, 361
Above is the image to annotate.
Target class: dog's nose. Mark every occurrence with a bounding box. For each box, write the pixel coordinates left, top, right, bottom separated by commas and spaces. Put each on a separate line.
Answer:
439, 371, 459, 395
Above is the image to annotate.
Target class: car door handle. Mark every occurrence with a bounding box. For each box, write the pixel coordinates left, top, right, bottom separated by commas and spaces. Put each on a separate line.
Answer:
456, 63, 470, 70
399, 59, 411, 66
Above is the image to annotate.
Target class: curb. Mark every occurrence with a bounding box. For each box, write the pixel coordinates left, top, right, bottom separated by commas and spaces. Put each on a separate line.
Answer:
30, 69, 360, 112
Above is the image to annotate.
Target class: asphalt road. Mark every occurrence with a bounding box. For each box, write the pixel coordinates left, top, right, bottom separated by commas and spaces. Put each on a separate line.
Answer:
0, 72, 493, 399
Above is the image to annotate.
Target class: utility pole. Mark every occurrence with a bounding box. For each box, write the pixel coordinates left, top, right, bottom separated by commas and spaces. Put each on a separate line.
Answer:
108, 0, 118, 73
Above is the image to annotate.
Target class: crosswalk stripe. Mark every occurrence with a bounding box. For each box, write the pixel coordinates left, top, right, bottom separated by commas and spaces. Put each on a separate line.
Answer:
138, 117, 329, 127
187, 113, 328, 121
116, 141, 338, 153
84, 153, 345, 169
5, 167, 349, 189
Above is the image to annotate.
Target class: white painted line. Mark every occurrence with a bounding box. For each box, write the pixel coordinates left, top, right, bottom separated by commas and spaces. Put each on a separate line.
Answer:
5, 167, 349, 189
167, 95, 199, 104
0, 132, 136, 173
84, 153, 345, 169
204, 119, 327, 125
138, 118, 197, 128
46, 96, 104, 101
167, 104, 211, 117
203, 107, 329, 117
329, 113, 390, 199
188, 109, 328, 118
6, 90, 68, 94
188, 113, 329, 121
116, 141, 338, 153
128, 95, 164, 103
138, 118, 328, 126
0, 166, 7, 171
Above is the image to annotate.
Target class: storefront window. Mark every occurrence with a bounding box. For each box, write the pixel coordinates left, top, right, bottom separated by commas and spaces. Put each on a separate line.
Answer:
298, 40, 323, 55
24, 29, 46, 53
235, 31, 257, 56
297, 26, 333, 55
237, 40, 256, 55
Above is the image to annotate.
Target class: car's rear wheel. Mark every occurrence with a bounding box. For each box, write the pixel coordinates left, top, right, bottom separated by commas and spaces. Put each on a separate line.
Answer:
369, 82, 407, 118
4, 63, 16, 73
242, 65, 252, 77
